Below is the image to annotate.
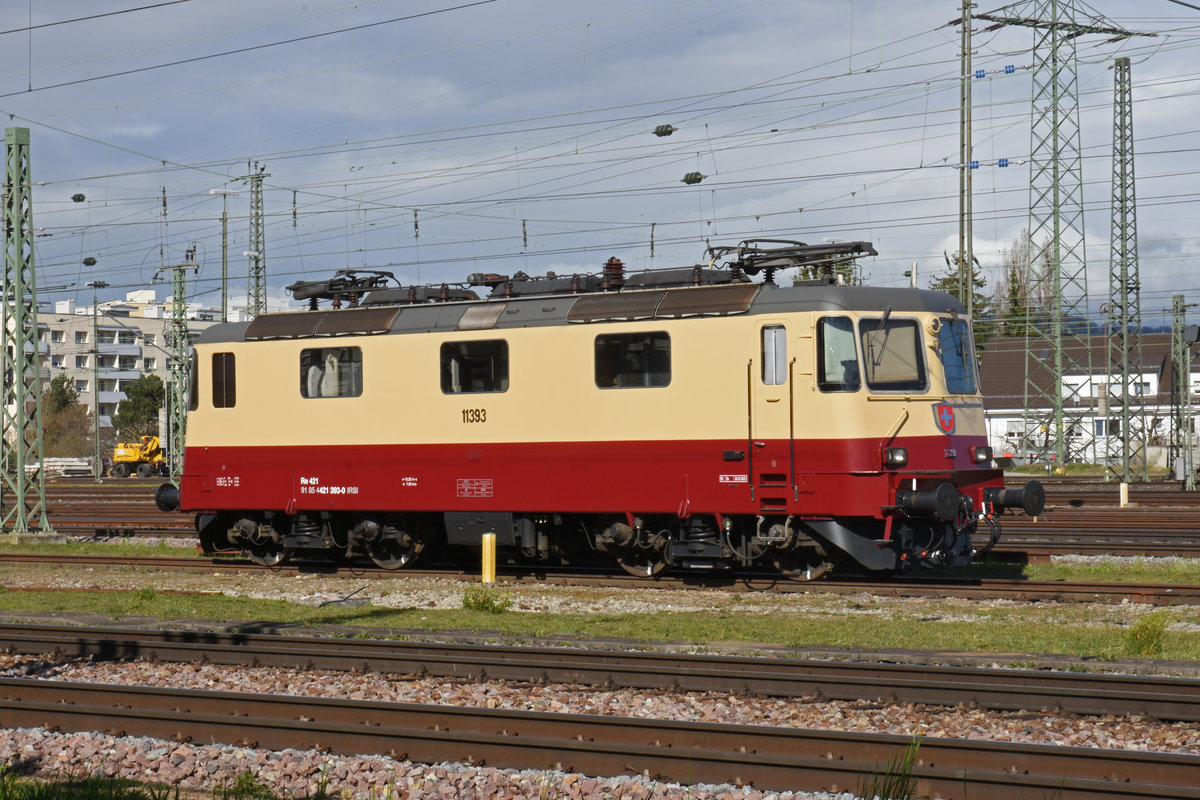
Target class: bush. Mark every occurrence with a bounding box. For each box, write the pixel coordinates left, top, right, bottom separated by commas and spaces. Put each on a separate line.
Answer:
1125, 609, 1170, 657
462, 584, 513, 614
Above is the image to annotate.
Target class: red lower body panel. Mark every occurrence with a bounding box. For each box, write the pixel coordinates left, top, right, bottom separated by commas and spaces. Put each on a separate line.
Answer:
181, 435, 1001, 519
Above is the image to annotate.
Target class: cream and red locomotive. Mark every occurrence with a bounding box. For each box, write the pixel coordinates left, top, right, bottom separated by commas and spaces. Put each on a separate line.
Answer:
157, 240, 1042, 579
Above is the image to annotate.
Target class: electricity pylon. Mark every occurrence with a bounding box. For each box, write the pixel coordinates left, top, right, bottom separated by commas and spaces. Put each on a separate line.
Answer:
976, 2, 1149, 467
241, 162, 269, 318
1171, 295, 1199, 491
1105, 56, 1147, 482
1, 127, 53, 536
156, 248, 195, 484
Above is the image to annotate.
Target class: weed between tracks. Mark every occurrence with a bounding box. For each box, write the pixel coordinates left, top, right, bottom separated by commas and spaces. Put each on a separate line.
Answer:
461, 584, 513, 614
858, 737, 922, 800
0, 767, 358, 800
1126, 609, 1172, 657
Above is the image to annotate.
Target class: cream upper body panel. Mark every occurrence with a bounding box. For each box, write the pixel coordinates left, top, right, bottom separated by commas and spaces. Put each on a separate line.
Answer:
186, 304, 980, 449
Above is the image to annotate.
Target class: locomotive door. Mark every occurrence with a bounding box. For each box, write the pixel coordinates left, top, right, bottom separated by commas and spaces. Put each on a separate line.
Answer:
749, 322, 794, 511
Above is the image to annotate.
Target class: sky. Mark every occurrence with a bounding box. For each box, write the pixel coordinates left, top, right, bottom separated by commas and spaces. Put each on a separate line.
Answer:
2, 0, 1199, 328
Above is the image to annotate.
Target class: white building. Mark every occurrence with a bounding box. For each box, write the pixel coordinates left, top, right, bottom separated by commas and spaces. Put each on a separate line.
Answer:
36, 290, 232, 433
979, 333, 1200, 470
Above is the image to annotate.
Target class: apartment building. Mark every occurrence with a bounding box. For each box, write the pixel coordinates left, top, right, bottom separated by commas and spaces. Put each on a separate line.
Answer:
36, 289, 230, 432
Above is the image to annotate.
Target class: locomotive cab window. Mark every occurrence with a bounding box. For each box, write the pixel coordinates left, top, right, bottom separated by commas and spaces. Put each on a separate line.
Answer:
301, 346, 363, 398
937, 317, 977, 394
212, 352, 235, 408
441, 340, 508, 394
817, 317, 860, 392
595, 331, 670, 388
859, 316, 927, 392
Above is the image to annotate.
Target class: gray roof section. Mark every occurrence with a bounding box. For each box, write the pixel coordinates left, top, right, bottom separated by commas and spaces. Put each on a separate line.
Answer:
196, 280, 966, 344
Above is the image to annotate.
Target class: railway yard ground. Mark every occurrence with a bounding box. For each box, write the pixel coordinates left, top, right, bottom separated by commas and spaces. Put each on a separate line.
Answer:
1, 478, 1200, 798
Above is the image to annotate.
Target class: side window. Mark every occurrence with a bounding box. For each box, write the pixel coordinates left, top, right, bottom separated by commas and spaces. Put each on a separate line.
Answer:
860, 317, 927, 392
817, 317, 860, 392
595, 332, 670, 388
441, 340, 508, 394
301, 347, 363, 398
761, 325, 787, 386
188, 350, 198, 411
212, 352, 236, 408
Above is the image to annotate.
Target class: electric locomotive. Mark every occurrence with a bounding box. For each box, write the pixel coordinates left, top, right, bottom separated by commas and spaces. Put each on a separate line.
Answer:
157, 239, 1043, 579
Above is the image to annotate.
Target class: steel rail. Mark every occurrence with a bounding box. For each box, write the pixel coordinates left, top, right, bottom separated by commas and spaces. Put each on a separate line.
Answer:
0, 677, 1195, 800
1, 622, 1197, 722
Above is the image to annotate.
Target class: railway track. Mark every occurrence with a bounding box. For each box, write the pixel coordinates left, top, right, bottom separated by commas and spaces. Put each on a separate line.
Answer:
0, 623, 1197, 800
0, 551, 1195, 604
1, 622, 1197, 721
6, 477, 1200, 560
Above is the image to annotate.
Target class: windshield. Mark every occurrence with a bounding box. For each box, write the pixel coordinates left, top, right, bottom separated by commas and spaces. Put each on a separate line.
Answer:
937, 317, 977, 394
859, 317, 926, 392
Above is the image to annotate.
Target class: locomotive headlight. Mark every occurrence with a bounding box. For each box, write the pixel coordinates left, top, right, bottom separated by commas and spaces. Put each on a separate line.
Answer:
970, 445, 993, 464
883, 447, 908, 467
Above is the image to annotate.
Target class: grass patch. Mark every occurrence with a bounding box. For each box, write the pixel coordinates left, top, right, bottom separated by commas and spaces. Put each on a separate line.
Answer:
940, 557, 1200, 586
0, 540, 206, 559
1006, 463, 1172, 478
0, 581, 1196, 661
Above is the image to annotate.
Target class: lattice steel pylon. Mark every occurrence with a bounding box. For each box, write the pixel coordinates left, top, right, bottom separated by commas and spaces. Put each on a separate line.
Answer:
156, 248, 194, 485
976, 2, 1148, 467
1, 127, 53, 535
242, 162, 269, 318
1170, 295, 1198, 491
1105, 57, 1147, 482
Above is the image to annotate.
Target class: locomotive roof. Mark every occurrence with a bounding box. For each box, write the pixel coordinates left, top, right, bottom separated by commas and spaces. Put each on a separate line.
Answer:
197, 280, 967, 345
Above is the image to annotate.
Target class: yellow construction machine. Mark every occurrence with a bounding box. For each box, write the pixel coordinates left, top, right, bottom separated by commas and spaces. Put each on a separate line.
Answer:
111, 435, 167, 478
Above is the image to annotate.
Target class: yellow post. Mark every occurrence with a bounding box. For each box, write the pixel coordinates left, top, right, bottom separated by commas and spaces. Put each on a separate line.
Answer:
481, 532, 496, 585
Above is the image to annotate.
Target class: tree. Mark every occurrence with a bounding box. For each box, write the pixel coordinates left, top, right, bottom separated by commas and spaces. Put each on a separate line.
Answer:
992, 230, 1055, 337
46, 374, 79, 414
42, 375, 93, 457
111, 373, 164, 439
928, 250, 994, 349
44, 405, 94, 457
997, 259, 1033, 338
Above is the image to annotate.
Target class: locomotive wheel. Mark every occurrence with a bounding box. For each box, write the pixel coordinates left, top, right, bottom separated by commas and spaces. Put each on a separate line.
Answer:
245, 543, 289, 568
365, 538, 422, 570
616, 552, 668, 578
772, 549, 834, 582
